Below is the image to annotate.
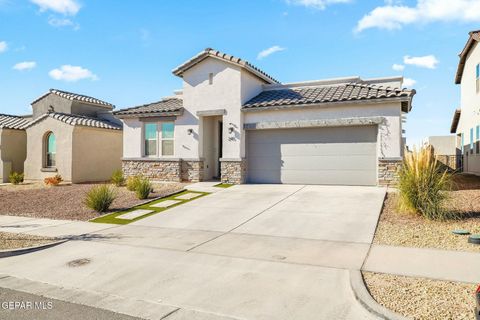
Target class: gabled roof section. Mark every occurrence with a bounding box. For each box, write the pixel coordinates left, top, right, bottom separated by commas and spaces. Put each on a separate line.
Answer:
243, 81, 415, 112
172, 48, 280, 84
23, 112, 122, 130
31, 89, 115, 109
114, 98, 183, 118
450, 109, 461, 134
455, 30, 480, 84
0, 114, 31, 130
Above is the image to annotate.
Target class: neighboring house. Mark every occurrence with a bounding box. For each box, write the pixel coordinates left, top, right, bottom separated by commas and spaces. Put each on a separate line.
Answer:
1, 89, 123, 183
116, 48, 415, 186
423, 135, 460, 170
0, 115, 30, 182
452, 30, 480, 175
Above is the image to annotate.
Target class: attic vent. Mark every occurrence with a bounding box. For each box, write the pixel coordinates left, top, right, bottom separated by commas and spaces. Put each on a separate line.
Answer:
208, 73, 214, 85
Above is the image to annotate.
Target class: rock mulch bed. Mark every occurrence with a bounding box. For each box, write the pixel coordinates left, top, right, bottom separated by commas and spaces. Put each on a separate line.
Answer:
0, 232, 56, 250
0, 182, 187, 221
363, 272, 476, 320
374, 174, 480, 252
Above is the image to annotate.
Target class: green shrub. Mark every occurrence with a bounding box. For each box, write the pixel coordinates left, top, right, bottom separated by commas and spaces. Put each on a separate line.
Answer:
398, 146, 453, 220
8, 172, 24, 185
85, 184, 117, 212
135, 177, 152, 200
126, 175, 142, 191
111, 169, 125, 187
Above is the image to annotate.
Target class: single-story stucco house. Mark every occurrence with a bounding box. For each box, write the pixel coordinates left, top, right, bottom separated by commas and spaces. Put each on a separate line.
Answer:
0, 89, 123, 183
115, 48, 416, 186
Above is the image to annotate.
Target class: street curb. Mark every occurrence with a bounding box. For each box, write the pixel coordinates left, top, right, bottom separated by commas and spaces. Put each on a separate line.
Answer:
349, 270, 410, 320
0, 239, 69, 258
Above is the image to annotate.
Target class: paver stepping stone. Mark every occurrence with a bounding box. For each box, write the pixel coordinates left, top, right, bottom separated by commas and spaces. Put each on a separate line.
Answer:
151, 200, 182, 208
117, 209, 153, 220
175, 193, 201, 200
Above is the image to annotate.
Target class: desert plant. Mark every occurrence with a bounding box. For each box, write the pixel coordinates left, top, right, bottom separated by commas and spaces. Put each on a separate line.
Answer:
398, 145, 453, 220
111, 169, 125, 187
85, 184, 116, 212
8, 172, 24, 185
44, 174, 63, 186
126, 175, 142, 191
135, 177, 152, 200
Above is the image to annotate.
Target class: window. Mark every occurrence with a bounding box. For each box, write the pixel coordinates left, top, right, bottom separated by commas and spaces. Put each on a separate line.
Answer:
477, 125, 480, 154
477, 64, 480, 93
461, 133, 464, 154
45, 132, 56, 167
470, 128, 474, 152
144, 123, 157, 156
143, 122, 174, 157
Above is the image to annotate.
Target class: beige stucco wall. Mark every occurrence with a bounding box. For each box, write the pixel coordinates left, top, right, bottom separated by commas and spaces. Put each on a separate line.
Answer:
0, 129, 27, 182
72, 126, 122, 182
457, 41, 480, 174
24, 116, 74, 182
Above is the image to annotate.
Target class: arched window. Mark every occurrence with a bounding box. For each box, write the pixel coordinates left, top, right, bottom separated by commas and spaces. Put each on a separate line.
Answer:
45, 132, 56, 167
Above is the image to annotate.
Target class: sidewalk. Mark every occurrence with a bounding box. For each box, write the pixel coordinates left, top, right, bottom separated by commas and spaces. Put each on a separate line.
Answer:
363, 244, 480, 284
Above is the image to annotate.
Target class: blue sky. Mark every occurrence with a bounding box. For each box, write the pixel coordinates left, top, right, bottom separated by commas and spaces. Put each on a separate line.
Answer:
1, 0, 479, 146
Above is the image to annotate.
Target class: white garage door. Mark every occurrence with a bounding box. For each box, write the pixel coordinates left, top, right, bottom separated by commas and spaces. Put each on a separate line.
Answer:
246, 126, 377, 186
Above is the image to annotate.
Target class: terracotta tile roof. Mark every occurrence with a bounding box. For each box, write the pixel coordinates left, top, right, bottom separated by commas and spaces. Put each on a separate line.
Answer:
455, 30, 480, 84
243, 82, 415, 111
450, 109, 461, 134
24, 112, 122, 130
31, 89, 115, 108
114, 98, 183, 116
172, 48, 280, 84
0, 114, 31, 130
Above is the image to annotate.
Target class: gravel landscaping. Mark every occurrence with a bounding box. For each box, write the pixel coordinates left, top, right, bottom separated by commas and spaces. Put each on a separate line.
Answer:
0, 182, 187, 221
0, 232, 56, 250
363, 272, 476, 320
374, 174, 480, 252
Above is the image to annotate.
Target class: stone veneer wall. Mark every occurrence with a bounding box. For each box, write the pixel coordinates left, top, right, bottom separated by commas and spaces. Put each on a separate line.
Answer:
221, 159, 246, 184
436, 155, 459, 171
378, 158, 403, 186
181, 160, 204, 182
123, 159, 181, 182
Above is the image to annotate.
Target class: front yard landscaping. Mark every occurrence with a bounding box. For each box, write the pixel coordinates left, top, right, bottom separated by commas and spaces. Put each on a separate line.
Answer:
91, 190, 209, 225
0, 232, 56, 250
0, 182, 187, 221
374, 174, 480, 252
363, 272, 476, 320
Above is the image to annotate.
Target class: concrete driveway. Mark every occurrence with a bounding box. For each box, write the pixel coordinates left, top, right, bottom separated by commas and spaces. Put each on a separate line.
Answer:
0, 184, 386, 320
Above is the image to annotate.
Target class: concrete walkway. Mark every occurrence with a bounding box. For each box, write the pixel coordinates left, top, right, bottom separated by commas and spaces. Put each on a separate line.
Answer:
364, 244, 480, 284
0, 184, 385, 320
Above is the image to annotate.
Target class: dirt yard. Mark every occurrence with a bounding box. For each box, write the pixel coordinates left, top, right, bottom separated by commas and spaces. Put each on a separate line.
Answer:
0, 182, 187, 221
0, 232, 56, 250
374, 174, 480, 252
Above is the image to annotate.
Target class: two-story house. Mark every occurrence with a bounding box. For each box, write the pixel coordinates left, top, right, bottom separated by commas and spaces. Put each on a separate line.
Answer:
116, 48, 415, 186
451, 30, 480, 174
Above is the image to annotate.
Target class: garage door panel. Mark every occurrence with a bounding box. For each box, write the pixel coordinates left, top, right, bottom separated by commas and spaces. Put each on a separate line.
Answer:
249, 142, 376, 157
247, 126, 377, 186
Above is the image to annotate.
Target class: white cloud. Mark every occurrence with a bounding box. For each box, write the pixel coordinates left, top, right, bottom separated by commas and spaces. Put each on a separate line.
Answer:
0, 41, 7, 53
13, 61, 37, 71
30, 0, 80, 15
49, 65, 98, 82
355, 0, 480, 32
286, 0, 351, 10
403, 77, 416, 87
392, 63, 405, 71
403, 55, 439, 69
48, 17, 79, 29
257, 46, 286, 60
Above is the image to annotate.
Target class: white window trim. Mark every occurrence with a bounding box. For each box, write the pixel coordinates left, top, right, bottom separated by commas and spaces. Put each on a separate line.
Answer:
142, 121, 175, 158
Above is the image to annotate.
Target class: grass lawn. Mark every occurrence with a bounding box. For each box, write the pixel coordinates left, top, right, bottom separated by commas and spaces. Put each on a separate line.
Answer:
214, 183, 233, 188
91, 190, 209, 225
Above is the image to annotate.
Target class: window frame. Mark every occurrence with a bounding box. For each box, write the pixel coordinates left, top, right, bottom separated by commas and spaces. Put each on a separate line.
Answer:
143, 121, 175, 157
45, 132, 56, 168
470, 128, 474, 153
476, 64, 480, 93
